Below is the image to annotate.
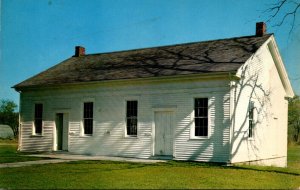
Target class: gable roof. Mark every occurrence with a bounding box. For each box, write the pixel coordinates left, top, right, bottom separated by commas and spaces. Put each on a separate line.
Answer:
14, 34, 272, 90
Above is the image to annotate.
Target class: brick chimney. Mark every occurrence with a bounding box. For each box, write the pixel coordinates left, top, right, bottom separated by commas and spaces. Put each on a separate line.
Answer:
256, 22, 266, 36
75, 46, 85, 57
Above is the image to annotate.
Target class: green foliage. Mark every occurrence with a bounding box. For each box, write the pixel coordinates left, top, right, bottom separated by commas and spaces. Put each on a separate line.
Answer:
0, 99, 19, 137
288, 95, 300, 143
0, 100, 17, 113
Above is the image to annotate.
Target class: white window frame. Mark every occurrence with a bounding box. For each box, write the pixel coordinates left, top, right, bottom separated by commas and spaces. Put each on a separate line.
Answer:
124, 97, 139, 138
32, 103, 44, 136
190, 96, 211, 139
81, 98, 95, 137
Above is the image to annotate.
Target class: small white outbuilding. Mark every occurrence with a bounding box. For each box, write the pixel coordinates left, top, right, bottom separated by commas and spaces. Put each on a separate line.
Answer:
0, 125, 14, 138
13, 22, 294, 167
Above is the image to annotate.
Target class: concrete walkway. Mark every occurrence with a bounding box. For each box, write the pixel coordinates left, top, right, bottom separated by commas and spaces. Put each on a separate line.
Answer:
29, 153, 167, 163
0, 153, 166, 168
0, 159, 75, 168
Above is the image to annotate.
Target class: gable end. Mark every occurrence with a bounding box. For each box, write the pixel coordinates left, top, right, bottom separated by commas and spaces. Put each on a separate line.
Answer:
267, 36, 294, 98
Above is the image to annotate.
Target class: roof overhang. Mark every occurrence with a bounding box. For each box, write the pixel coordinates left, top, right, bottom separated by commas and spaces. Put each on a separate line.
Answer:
267, 35, 295, 98
13, 71, 236, 92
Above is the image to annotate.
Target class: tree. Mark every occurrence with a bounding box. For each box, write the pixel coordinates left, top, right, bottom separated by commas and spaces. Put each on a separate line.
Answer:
265, 0, 300, 34
288, 95, 300, 143
265, 2, 300, 134
0, 99, 19, 137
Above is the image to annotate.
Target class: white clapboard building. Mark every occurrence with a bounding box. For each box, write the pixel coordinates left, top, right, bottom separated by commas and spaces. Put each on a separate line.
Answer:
14, 22, 294, 167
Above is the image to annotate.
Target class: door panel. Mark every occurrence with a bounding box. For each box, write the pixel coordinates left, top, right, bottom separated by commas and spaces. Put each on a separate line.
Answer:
155, 111, 174, 156
55, 113, 69, 151
56, 113, 63, 150
62, 113, 69, 151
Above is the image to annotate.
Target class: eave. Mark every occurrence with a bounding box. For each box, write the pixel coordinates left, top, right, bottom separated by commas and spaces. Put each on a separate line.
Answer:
13, 71, 238, 92
267, 35, 295, 98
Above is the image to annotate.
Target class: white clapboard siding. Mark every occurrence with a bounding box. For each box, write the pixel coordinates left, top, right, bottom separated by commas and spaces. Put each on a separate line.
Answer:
230, 40, 288, 166
19, 121, 54, 152
19, 77, 231, 162
174, 92, 230, 162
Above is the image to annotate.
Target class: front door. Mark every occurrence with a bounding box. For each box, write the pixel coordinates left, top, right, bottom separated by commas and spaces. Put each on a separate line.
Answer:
154, 111, 174, 156
56, 113, 63, 150
55, 113, 68, 151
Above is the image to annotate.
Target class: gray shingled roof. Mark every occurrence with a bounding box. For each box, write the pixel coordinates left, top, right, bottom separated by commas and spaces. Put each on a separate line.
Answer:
14, 34, 272, 90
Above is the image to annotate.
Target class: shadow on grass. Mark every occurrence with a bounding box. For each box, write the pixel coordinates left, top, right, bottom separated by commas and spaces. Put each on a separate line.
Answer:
166, 161, 300, 177
162, 160, 225, 168
57, 159, 300, 176
230, 165, 300, 176
166, 160, 300, 176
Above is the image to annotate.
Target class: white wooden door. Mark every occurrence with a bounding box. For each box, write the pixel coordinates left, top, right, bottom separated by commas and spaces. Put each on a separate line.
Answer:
62, 113, 69, 151
155, 111, 174, 156
55, 113, 69, 151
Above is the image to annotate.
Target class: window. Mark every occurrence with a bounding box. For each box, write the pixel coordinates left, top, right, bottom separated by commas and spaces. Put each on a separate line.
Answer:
248, 101, 254, 138
126, 101, 138, 136
194, 98, 208, 137
83, 102, 93, 135
34, 104, 43, 135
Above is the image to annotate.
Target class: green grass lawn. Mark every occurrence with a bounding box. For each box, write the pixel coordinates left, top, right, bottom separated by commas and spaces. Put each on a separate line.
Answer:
0, 139, 47, 163
0, 141, 299, 189
288, 145, 300, 170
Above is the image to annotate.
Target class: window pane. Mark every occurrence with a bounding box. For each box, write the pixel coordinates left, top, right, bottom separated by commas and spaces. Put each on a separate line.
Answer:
202, 124, 208, 136
34, 104, 43, 134
84, 102, 93, 118
84, 119, 93, 135
200, 108, 207, 117
204, 99, 208, 107
195, 126, 200, 136
195, 118, 208, 136
248, 101, 254, 138
83, 102, 93, 135
195, 98, 208, 117
35, 104, 43, 118
249, 108, 253, 119
35, 119, 42, 134
127, 118, 137, 136
126, 101, 138, 117
194, 98, 208, 137
249, 120, 253, 138
126, 101, 138, 136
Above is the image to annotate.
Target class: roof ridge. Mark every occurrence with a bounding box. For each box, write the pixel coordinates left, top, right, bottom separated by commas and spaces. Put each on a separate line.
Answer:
83, 34, 273, 57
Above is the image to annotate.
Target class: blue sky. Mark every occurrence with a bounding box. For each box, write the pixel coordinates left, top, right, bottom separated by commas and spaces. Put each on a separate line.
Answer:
1, 0, 299, 105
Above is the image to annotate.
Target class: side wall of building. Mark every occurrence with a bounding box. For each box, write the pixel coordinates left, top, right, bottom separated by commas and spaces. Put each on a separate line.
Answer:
19, 77, 231, 162
230, 39, 288, 167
